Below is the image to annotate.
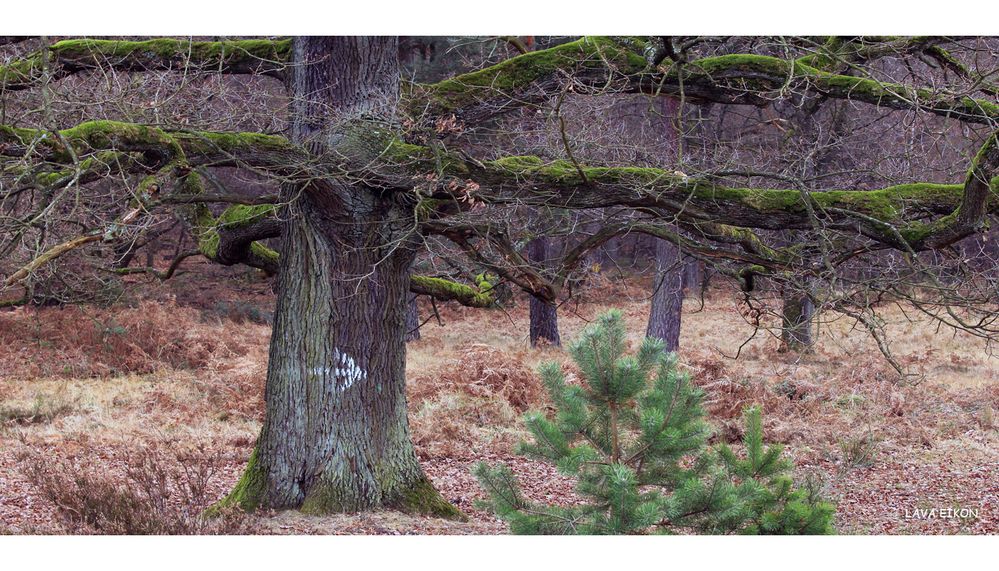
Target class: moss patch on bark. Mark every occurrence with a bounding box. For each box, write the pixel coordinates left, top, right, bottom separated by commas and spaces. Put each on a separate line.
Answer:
385, 475, 468, 521
210, 447, 268, 514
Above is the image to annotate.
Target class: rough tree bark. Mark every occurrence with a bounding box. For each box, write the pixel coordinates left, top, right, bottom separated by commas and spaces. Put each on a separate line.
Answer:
780, 292, 815, 353
405, 294, 421, 342
645, 96, 684, 353
646, 238, 685, 352
527, 236, 561, 347
775, 97, 848, 353
779, 274, 815, 353
218, 37, 460, 518
682, 256, 701, 292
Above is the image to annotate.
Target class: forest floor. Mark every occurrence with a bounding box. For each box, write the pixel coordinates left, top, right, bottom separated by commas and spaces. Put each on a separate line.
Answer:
0, 259, 996, 534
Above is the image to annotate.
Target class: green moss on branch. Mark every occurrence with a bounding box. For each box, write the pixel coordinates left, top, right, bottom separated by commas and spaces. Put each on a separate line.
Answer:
217, 203, 279, 228
417, 37, 649, 113
411, 36, 999, 125
2, 120, 297, 173
1, 120, 183, 164
50, 38, 290, 63
478, 154, 968, 225
410, 275, 495, 307
2, 38, 291, 90
173, 130, 296, 159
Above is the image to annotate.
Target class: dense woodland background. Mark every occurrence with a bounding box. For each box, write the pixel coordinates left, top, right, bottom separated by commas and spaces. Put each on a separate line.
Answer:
0, 36, 997, 534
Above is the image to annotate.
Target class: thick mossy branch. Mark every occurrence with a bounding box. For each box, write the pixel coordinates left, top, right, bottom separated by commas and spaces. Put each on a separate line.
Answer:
459, 155, 976, 235
414, 36, 999, 125
5, 116, 992, 266
413, 37, 647, 118
2, 114, 982, 256
409, 275, 495, 308
901, 132, 999, 249
192, 204, 495, 307
217, 203, 280, 229
1, 38, 291, 90
1, 120, 183, 165
199, 203, 282, 273
383, 131, 994, 254
50, 38, 291, 66
1, 120, 299, 171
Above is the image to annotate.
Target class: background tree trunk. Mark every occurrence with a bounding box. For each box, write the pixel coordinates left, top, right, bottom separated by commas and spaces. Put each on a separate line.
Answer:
644, 95, 685, 353
682, 255, 701, 292
405, 294, 420, 342
646, 238, 684, 352
780, 292, 815, 353
220, 37, 460, 518
778, 271, 815, 352
527, 236, 560, 347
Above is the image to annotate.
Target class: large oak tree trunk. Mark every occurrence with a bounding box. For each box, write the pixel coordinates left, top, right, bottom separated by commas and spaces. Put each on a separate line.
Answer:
220, 37, 460, 518
646, 238, 684, 352
527, 236, 560, 347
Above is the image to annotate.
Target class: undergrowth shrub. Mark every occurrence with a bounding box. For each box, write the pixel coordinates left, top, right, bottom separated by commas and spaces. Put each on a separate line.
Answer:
0, 300, 249, 378
409, 344, 542, 457
200, 300, 272, 325
475, 309, 835, 535
20, 443, 253, 534
410, 392, 521, 459
0, 394, 76, 426
839, 431, 880, 468
409, 344, 542, 411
